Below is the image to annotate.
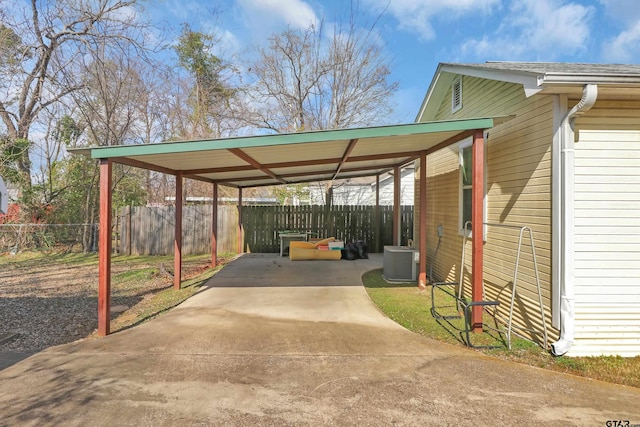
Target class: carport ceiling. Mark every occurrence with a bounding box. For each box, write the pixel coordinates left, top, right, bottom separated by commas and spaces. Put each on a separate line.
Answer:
72, 117, 510, 188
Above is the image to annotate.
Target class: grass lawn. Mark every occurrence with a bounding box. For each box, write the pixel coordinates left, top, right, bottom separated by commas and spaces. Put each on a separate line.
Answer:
363, 268, 640, 389
106, 254, 236, 334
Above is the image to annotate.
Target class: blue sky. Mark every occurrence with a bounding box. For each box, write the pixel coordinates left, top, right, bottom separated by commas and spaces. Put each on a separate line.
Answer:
143, 0, 640, 124
3, 0, 635, 126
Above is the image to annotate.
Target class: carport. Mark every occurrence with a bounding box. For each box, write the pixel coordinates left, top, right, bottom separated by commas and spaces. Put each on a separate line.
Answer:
72, 117, 509, 336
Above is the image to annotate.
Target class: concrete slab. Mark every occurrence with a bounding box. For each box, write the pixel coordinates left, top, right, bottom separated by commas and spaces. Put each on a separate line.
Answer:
0, 253, 639, 426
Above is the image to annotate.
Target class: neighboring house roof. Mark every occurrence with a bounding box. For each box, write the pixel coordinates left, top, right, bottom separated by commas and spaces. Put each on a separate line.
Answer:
442, 61, 640, 77
418, 61, 640, 120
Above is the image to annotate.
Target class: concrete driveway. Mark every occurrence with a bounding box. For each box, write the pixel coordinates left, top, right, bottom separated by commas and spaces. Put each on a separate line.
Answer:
1, 253, 639, 426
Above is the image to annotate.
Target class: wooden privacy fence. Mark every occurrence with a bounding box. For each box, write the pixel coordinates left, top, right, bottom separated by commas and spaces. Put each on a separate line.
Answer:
118, 205, 238, 256
118, 204, 413, 255
242, 205, 413, 253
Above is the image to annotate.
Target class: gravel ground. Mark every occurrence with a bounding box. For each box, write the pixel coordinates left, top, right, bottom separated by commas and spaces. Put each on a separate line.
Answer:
0, 255, 205, 352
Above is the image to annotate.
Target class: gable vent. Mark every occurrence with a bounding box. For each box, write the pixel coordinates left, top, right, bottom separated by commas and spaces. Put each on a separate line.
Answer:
452, 76, 462, 113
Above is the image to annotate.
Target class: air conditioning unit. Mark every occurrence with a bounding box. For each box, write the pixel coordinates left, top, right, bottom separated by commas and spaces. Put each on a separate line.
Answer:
383, 246, 419, 282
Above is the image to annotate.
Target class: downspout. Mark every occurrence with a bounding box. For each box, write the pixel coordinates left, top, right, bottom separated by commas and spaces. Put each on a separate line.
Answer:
551, 84, 598, 356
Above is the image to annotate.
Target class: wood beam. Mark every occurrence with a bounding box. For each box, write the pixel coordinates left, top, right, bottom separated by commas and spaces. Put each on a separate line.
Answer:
185, 165, 254, 175
112, 157, 177, 176
211, 182, 218, 267
332, 138, 359, 180
98, 159, 112, 336
226, 164, 397, 182
262, 151, 419, 170
426, 130, 476, 155
229, 148, 287, 184
174, 172, 183, 289
471, 130, 485, 332
347, 151, 420, 164
237, 188, 243, 254
184, 152, 419, 180
181, 174, 219, 184
393, 165, 401, 246
418, 152, 427, 290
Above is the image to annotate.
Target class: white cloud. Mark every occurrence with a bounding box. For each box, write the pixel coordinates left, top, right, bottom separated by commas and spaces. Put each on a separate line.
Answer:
598, 0, 640, 25
460, 0, 593, 60
601, 20, 640, 62
598, 0, 640, 63
237, 0, 318, 30
363, 0, 500, 40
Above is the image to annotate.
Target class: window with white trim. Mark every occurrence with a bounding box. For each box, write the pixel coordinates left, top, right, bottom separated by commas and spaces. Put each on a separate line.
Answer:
451, 76, 462, 113
458, 135, 487, 237
459, 139, 473, 234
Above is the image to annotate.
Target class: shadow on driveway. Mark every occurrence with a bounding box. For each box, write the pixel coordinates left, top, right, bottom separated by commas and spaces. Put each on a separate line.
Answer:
1, 253, 639, 425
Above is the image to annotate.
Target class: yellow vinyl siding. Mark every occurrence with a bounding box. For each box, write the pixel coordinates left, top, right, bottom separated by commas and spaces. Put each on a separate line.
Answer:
416, 77, 557, 344
484, 96, 554, 340
431, 77, 525, 121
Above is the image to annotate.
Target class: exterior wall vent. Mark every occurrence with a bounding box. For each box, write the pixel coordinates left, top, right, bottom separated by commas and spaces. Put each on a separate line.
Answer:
452, 76, 462, 113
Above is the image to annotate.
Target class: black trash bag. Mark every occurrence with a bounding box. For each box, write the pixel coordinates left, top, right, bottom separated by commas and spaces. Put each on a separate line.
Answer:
341, 242, 358, 260
353, 240, 368, 259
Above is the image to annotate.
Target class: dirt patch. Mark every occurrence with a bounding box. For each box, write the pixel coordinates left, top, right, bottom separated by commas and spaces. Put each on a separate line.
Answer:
0, 254, 213, 351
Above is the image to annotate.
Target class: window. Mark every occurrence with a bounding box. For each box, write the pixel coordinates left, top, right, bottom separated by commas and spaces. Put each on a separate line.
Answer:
458, 135, 487, 237
451, 76, 462, 113
459, 140, 473, 233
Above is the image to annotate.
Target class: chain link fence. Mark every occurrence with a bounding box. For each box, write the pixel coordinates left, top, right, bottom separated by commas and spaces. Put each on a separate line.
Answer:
0, 224, 98, 254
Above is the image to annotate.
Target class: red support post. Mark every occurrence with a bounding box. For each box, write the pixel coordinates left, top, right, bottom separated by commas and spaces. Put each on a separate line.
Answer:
471, 130, 485, 332
237, 188, 243, 254
211, 182, 218, 267
174, 173, 183, 289
393, 165, 401, 246
98, 159, 112, 336
418, 152, 427, 290
375, 174, 381, 252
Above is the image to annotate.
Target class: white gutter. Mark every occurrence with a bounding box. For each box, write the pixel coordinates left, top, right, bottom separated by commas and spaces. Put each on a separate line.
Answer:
551, 84, 598, 356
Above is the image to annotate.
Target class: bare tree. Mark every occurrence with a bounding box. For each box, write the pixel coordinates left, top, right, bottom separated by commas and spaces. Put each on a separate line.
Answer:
0, 0, 151, 191
69, 49, 155, 248
248, 9, 397, 133
249, 25, 330, 133
72, 51, 146, 147
318, 15, 398, 129
248, 6, 398, 204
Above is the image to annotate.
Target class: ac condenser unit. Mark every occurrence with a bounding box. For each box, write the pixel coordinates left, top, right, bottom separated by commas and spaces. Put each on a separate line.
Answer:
383, 246, 419, 282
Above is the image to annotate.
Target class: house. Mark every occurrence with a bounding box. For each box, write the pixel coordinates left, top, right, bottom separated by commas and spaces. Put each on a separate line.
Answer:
0, 176, 7, 215
307, 165, 415, 205
415, 62, 640, 357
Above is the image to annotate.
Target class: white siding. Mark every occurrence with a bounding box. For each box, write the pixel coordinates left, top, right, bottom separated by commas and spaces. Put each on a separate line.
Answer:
571, 128, 640, 357
0, 176, 7, 214
308, 168, 414, 206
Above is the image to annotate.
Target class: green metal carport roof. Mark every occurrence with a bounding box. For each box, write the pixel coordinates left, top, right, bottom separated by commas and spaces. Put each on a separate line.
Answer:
76, 116, 512, 336
72, 117, 510, 188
